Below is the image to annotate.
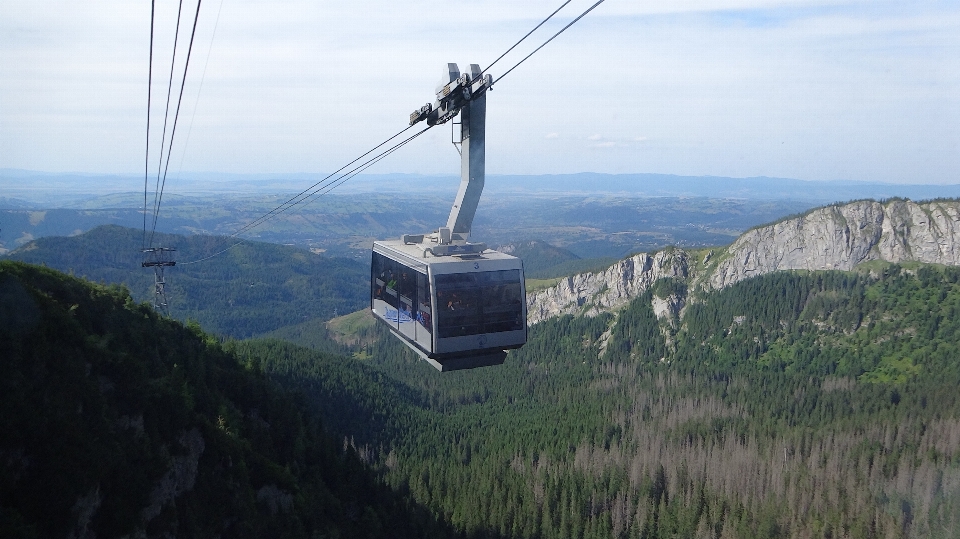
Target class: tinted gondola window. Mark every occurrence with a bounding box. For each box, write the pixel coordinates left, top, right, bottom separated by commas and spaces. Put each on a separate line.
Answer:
416, 271, 432, 333
398, 267, 416, 321
479, 270, 524, 333
435, 273, 481, 337
436, 270, 523, 338
371, 252, 399, 309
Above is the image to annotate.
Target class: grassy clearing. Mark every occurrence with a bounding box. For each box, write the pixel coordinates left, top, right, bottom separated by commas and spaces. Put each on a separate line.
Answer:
526, 277, 564, 293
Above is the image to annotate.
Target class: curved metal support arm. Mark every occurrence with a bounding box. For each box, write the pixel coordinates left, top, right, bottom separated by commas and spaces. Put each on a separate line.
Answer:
445, 64, 486, 239
407, 63, 491, 244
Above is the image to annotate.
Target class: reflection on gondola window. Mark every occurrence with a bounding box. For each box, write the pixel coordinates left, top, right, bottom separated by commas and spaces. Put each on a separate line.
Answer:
435, 270, 523, 338
371, 252, 398, 309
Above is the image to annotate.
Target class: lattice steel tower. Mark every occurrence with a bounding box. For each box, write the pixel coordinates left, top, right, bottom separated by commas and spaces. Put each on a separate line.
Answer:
141, 247, 176, 315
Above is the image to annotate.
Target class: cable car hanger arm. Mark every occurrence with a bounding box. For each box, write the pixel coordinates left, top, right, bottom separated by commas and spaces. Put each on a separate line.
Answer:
407, 64, 492, 254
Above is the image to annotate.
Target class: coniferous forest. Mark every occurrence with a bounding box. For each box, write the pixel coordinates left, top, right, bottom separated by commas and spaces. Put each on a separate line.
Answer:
0, 261, 451, 538
229, 265, 960, 538
3, 256, 960, 537
5, 225, 369, 338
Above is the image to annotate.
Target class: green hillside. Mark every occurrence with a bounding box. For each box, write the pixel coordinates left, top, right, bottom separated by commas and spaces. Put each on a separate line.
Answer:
498, 240, 581, 274
4, 225, 368, 338
0, 261, 452, 538
257, 265, 960, 538
2, 226, 617, 341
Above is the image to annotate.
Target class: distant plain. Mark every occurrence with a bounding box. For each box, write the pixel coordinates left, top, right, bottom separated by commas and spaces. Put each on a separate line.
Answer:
6, 169, 957, 259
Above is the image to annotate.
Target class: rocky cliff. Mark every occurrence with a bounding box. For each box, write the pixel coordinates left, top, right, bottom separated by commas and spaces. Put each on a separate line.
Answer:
526, 199, 960, 324
526, 249, 689, 324
708, 199, 960, 289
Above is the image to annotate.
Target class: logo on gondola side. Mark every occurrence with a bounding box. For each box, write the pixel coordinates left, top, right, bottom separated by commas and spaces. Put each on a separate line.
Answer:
478, 335, 487, 347
384, 308, 412, 323
474, 262, 480, 270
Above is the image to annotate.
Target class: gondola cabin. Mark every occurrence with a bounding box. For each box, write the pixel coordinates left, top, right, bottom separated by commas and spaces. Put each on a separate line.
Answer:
374, 62, 525, 371
371, 239, 527, 371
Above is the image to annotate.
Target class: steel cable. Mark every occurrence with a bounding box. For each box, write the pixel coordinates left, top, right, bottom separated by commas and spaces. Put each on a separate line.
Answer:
172, 0, 225, 188
149, 0, 204, 248
221, 124, 416, 242
175, 0, 606, 264
479, 0, 573, 80
143, 0, 156, 251
496, 0, 606, 84
179, 124, 433, 265
149, 0, 185, 247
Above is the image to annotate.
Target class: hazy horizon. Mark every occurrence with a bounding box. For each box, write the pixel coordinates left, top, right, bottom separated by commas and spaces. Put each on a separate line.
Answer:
4, 169, 960, 207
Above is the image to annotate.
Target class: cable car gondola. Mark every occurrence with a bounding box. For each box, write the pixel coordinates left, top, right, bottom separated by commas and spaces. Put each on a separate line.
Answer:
370, 63, 527, 371
371, 239, 526, 371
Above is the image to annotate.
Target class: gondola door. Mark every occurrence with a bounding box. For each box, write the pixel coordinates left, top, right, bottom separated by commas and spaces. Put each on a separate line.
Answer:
397, 266, 417, 342
371, 249, 435, 357
414, 271, 433, 352
371, 252, 399, 328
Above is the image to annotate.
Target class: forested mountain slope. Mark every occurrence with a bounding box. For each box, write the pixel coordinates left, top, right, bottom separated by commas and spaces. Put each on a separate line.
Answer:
316, 265, 960, 538
310, 196, 960, 537
6, 257, 959, 538
6, 198, 960, 538
4, 225, 368, 338
0, 261, 453, 538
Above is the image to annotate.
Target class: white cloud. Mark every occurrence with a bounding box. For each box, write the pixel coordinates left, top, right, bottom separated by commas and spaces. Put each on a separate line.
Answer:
1, 0, 959, 184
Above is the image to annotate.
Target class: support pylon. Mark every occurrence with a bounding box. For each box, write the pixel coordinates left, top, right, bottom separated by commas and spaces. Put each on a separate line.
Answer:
141, 247, 176, 315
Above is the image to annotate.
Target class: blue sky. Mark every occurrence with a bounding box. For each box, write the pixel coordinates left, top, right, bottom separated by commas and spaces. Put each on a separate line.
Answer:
2, 0, 959, 184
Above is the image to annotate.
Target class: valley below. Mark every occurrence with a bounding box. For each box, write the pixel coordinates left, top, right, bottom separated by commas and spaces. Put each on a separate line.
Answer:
3, 182, 960, 538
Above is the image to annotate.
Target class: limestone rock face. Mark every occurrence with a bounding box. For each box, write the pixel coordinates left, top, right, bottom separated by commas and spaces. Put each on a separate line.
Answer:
526, 250, 689, 325
708, 200, 960, 290
651, 293, 685, 324
525, 199, 960, 324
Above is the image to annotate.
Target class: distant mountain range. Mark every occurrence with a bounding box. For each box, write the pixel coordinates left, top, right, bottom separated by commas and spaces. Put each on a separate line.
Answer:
488, 173, 960, 202
0, 187, 817, 260
4, 168, 960, 204
0, 225, 599, 340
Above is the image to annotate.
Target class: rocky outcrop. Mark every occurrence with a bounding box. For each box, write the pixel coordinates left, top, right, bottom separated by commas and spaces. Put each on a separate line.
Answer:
708, 199, 960, 289
651, 292, 685, 324
526, 249, 689, 324
526, 199, 960, 324
141, 428, 205, 522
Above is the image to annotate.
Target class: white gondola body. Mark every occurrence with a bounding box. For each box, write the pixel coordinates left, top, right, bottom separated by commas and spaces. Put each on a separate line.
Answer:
371, 240, 526, 371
